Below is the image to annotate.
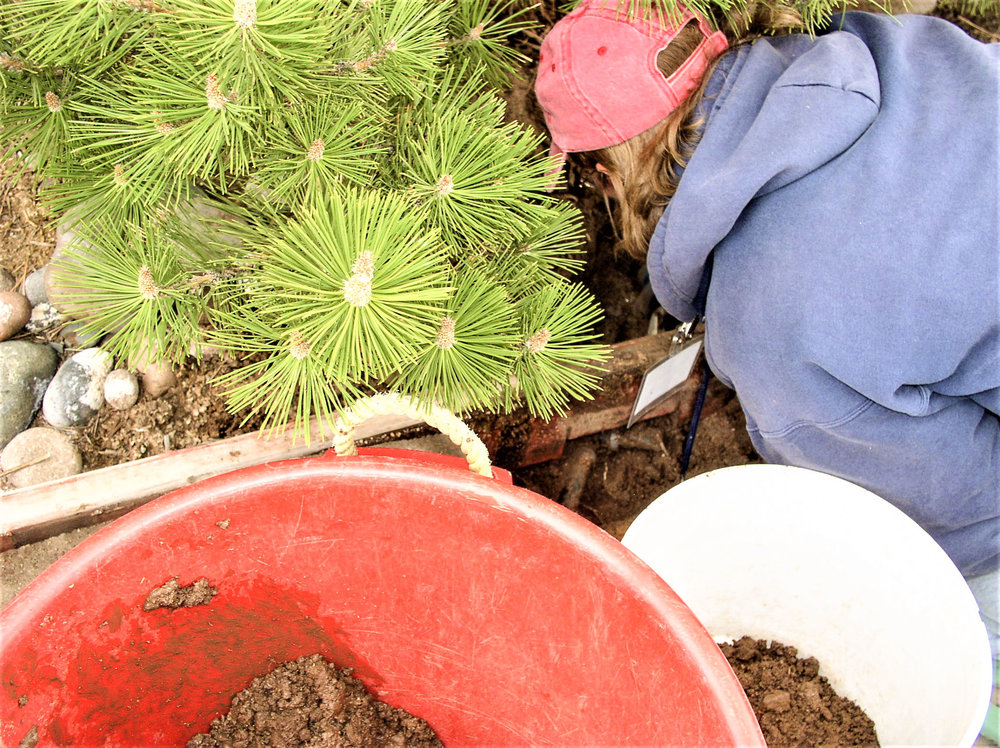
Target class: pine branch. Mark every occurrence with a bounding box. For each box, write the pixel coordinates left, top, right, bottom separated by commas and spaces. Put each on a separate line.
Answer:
510, 283, 611, 418
396, 69, 559, 249
509, 201, 588, 286
239, 187, 454, 381
160, 0, 336, 109
446, 0, 536, 87
126, 42, 263, 189
49, 220, 207, 365
4, 0, 624, 434
0, 0, 151, 71
208, 305, 365, 442
342, 0, 450, 99
394, 269, 520, 412
0, 73, 74, 174
249, 95, 388, 207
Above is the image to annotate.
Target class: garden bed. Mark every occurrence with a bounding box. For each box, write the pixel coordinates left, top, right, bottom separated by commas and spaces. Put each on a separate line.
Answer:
2, 0, 995, 537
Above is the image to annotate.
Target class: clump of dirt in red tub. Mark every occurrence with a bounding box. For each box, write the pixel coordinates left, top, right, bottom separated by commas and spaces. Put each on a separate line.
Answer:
187, 653, 443, 748
142, 577, 217, 611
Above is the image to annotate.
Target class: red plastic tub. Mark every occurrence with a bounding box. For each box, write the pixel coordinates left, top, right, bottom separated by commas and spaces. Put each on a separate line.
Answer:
0, 448, 765, 746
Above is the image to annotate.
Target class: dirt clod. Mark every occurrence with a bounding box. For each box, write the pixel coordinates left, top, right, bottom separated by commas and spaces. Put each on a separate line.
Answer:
721, 636, 879, 747
143, 577, 217, 611
187, 653, 443, 748
17, 725, 38, 748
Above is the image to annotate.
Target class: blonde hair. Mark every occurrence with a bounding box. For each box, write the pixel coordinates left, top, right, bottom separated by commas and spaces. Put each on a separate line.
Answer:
589, 3, 804, 258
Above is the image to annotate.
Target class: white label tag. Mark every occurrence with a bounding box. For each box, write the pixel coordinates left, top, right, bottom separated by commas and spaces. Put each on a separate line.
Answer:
628, 337, 703, 428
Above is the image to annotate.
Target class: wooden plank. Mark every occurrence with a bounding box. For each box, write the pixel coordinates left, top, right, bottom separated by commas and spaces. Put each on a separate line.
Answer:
0, 332, 687, 549
0, 412, 420, 550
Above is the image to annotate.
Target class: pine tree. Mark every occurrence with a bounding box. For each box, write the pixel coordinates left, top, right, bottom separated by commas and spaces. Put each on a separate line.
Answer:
4, 0, 987, 439
1, 0, 617, 439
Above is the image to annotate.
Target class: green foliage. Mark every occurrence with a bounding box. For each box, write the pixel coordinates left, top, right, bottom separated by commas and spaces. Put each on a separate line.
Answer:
604, 0, 906, 34
937, 0, 1000, 14
2, 0, 613, 437
512, 283, 610, 418
49, 219, 209, 366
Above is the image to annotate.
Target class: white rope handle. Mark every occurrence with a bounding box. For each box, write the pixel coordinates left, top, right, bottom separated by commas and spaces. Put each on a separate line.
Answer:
333, 393, 493, 477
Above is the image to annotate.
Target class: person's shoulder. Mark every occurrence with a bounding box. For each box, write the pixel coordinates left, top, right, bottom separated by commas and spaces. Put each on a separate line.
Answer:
833, 9, 997, 51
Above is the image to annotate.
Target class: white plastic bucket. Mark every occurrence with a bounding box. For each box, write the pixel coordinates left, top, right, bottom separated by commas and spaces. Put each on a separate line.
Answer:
621, 464, 993, 747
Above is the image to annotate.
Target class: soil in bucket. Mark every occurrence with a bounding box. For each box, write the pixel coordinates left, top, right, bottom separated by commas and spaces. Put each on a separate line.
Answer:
721, 636, 880, 747
186, 654, 443, 748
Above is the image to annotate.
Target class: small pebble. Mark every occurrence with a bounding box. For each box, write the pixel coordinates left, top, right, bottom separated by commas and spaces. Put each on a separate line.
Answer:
26, 302, 61, 334
762, 690, 791, 713
132, 343, 177, 398
22, 267, 47, 306
0, 340, 59, 449
801, 679, 823, 710
140, 361, 177, 398
104, 369, 139, 410
42, 347, 113, 428
0, 267, 15, 293
0, 427, 82, 489
0, 291, 31, 341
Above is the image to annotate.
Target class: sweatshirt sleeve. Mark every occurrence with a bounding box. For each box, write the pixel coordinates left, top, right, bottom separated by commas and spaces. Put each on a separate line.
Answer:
747, 397, 1000, 577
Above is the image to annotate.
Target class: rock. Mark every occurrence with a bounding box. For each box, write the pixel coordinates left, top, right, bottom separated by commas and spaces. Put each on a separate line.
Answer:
45, 222, 101, 321
0, 427, 82, 489
42, 347, 113, 428
0, 291, 31, 341
131, 342, 177, 398
60, 320, 103, 349
22, 267, 48, 306
762, 690, 792, 713
140, 360, 177, 398
801, 679, 823, 711
0, 267, 15, 293
26, 302, 62, 334
104, 368, 139, 410
0, 340, 60, 449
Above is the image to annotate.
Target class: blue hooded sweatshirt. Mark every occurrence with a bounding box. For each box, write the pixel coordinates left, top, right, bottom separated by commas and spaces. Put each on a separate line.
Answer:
646, 12, 999, 577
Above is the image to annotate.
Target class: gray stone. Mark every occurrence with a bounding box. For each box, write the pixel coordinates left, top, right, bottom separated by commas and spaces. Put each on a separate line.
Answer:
22, 267, 48, 306
0, 291, 30, 341
0, 427, 82, 489
42, 347, 113, 429
0, 267, 14, 293
0, 340, 59, 449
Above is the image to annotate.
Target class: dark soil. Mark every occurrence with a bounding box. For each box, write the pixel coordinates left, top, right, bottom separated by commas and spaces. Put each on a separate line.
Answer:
721, 637, 880, 747
186, 654, 443, 748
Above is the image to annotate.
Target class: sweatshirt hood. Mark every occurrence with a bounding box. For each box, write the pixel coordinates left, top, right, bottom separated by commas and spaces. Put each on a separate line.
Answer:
647, 29, 881, 321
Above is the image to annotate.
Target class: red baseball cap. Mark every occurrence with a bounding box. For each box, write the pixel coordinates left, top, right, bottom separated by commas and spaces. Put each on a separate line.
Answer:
535, 0, 728, 160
